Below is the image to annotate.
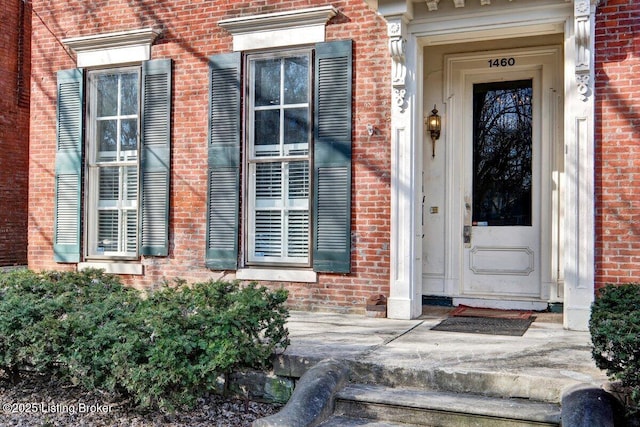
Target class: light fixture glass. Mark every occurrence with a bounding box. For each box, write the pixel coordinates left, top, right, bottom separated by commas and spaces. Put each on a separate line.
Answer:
427, 105, 441, 158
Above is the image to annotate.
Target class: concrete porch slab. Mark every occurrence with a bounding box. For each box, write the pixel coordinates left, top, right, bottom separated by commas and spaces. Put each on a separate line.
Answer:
274, 309, 608, 403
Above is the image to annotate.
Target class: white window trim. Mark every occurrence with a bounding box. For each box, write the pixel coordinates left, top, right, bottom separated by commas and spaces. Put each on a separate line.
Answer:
245, 50, 312, 267
236, 268, 317, 283
85, 67, 142, 260
62, 28, 160, 67
78, 261, 143, 275
218, 5, 337, 51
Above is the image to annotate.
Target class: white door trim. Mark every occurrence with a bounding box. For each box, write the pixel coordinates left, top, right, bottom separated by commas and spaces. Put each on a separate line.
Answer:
383, 0, 597, 330
443, 47, 562, 306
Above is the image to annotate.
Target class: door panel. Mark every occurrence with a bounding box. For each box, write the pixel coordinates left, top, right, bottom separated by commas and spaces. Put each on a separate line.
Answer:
462, 69, 542, 298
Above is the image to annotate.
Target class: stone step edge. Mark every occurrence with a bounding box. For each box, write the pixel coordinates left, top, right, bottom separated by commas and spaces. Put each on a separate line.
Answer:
334, 383, 561, 425
274, 354, 583, 403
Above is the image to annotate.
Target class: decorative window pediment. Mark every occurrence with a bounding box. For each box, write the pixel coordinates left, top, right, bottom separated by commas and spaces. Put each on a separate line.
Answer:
218, 5, 337, 51
62, 28, 160, 68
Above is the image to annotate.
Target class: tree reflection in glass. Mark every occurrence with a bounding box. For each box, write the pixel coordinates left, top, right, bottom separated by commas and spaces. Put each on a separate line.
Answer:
472, 80, 533, 226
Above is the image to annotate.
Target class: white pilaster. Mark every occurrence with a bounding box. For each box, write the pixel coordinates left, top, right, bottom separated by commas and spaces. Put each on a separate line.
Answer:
563, 0, 599, 330
384, 13, 423, 320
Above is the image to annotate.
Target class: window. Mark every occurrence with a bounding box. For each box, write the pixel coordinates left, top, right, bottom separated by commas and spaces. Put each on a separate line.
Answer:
247, 51, 312, 265
53, 59, 171, 264
86, 68, 140, 258
472, 79, 533, 227
206, 40, 352, 273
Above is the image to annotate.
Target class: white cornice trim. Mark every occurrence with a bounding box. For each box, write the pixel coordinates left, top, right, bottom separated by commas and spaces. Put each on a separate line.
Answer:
62, 28, 160, 52
218, 5, 338, 51
218, 6, 337, 34
62, 28, 160, 67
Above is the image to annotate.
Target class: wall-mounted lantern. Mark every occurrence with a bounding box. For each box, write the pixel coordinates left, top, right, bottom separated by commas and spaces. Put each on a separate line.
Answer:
426, 105, 441, 158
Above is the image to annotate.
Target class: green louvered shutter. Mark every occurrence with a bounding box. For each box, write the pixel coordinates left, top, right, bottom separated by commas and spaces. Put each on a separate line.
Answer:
54, 69, 83, 263
205, 52, 241, 269
140, 59, 172, 256
313, 40, 353, 273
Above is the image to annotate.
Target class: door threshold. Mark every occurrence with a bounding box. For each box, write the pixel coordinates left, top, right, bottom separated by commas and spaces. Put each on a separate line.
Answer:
453, 297, 548, 312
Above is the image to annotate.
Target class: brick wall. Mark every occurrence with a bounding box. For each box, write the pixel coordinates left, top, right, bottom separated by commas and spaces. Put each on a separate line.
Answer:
0, 0, 30, 267
28, 0, 391, 313
595, 0, 640, 287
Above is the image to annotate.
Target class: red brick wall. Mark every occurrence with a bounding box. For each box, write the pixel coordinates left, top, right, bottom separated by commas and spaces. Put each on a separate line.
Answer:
0, 0, 30, 267
28, 1, 391, 312
595, 0, 640, 287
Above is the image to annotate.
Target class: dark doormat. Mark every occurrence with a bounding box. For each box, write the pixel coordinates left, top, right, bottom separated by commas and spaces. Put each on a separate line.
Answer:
431, 316, 535, 336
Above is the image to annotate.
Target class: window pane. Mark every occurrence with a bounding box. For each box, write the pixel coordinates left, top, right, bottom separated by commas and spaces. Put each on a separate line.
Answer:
97, 120, 117, 160
255, 211, 282, 257
98, 210, 118, 252
125, 166, 138, 201
284, 108, 308, 154
97, 74, 118, 117
120, 118, 138, 152
284, 56, 308, 104
125, 210, 137, 253
255, 163, 282, 200
288, 161, 309, 200
255, 59, 280, 107
120, 73, 139, 115
99, 167, 119, 201
472, 79, 533, 226
287, 211, 309, 258
255, 110, 280, 155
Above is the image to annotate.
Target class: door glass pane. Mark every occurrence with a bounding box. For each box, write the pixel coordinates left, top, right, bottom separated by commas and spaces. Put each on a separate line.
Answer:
472, 79, 533, 226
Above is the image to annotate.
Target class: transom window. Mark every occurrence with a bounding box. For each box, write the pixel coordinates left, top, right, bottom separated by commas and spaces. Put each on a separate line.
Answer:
246, 50, 312, 265
86, 68, 141, 258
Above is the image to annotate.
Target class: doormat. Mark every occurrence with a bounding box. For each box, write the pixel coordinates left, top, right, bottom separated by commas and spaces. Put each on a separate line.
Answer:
430, 316, 534, 336
450, 305, 533, 320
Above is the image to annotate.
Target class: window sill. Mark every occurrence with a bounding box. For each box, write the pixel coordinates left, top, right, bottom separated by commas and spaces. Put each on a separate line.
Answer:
78, 261, 143, 275
236, 268, 317, 283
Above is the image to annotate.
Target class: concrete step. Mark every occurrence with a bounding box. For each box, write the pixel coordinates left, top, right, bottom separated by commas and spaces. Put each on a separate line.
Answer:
332, 384, 561, 427
318, 415, 410, 426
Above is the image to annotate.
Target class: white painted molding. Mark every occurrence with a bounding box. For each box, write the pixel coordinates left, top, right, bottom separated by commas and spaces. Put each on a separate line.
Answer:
388, 17, 408, 112
62, 28, 160, 67
78, 262, 143, 275
573, 0, 599, 101
218, 6, 337, 51
236, 268, 317, 283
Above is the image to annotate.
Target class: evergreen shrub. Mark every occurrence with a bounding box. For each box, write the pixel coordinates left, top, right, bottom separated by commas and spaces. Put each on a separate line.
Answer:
0, 269, 289, 411
590, 283, 640, 419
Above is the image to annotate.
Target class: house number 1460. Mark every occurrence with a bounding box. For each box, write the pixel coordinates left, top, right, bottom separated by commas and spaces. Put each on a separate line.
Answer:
488, 57, 516, 68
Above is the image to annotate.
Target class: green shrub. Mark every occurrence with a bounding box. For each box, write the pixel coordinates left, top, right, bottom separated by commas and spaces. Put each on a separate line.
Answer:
0, 269, 289, 411
590, 283, 640, 417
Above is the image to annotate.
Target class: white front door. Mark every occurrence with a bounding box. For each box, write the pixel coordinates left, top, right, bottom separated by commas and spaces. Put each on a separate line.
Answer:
446, 47, 561, 308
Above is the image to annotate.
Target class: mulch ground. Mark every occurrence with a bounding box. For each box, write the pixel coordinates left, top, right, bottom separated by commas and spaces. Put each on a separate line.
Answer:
0, 374, 282, 426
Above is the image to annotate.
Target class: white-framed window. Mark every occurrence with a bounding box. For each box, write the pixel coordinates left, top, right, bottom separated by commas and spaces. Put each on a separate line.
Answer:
246, 50, 312, 266
85, 67, 141, 259
55, 30, 170, 266
206, 39, 352, 273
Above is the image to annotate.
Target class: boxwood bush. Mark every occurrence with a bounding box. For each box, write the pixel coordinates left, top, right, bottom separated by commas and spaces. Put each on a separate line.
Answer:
590, 283, 640, 418
0, 269, 289, 411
